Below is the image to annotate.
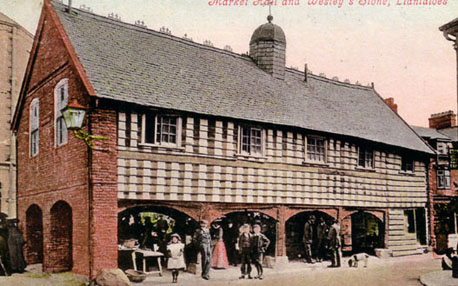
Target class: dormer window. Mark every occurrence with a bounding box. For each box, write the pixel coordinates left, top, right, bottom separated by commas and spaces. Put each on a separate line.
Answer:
358, 147, 374, 168
30, 98, 39, 157
141, 113, 182, 146
54, 79, 68, 147
239, 126, 264, 156
306, 137, 326, 163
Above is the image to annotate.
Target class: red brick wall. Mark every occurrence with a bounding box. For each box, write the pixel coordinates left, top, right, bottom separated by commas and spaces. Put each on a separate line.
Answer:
16, 8, 91, 276
88, 106, 119, 276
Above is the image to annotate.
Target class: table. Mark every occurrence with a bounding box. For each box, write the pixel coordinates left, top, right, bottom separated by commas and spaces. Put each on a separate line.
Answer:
132, 248, 164, 276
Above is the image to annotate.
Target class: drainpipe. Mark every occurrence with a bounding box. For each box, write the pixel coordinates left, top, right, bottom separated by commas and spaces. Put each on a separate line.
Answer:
9, 26, 16, 217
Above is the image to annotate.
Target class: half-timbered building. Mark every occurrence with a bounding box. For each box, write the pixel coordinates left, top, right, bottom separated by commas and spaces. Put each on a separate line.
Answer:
12, 1, 433, 277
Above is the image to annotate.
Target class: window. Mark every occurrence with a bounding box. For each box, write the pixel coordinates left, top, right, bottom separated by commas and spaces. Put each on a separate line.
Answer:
401, 156, 414, 172
437, 142, 448, 155
307, 137, 326, 162
142, 113, 181, 146
437, 169, 451, 189
239, 126, 263, 155
54, 79, 68, 147
358, 147, 374, 168
30, 98, 39, 157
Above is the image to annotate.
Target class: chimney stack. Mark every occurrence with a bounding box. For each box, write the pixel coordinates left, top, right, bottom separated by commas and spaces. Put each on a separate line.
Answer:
429, 110, 457, 129
384, 97, 398, 114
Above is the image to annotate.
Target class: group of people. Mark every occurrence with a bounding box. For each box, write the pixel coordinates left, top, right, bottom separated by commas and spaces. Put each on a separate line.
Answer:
0, 217, 26, 276
303, 215, 342, 268
192, 220, 270, 281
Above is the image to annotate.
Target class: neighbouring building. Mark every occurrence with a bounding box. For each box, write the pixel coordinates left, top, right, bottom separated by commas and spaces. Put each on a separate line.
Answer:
412, 112, 458, 253
0, 12, 33, 217
12, 1, 434, 277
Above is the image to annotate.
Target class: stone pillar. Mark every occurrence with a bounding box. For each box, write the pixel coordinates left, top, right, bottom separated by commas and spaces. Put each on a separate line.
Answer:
275, 205, 288, 264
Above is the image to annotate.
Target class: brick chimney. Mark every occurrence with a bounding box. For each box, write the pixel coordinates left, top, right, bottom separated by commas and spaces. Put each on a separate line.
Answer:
429, 110, 457, 129
249, 16, 286, 80
384, 97, 398, 113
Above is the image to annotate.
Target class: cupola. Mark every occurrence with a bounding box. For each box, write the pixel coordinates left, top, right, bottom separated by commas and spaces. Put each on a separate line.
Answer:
249, 15, 286, 80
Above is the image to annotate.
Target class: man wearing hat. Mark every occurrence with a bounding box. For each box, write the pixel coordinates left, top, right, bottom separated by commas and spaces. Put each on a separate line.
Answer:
327, 219, 341, 268
193, 220, 212, 280
303, 215, 315, 264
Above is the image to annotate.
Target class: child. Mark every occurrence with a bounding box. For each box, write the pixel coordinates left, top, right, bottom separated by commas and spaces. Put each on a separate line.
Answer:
167, 233, 186, 283
251, 224, 270, 280
237, 224, 252, 279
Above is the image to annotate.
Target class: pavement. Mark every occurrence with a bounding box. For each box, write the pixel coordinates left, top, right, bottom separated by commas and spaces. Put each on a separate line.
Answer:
420, 270, 458, 286
139, 254, 426, 286
0, 253, 444, 286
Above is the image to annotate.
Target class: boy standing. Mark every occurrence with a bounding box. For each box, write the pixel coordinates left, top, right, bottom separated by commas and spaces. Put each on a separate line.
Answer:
237, 224, 252, 279
251, 224, 270, 280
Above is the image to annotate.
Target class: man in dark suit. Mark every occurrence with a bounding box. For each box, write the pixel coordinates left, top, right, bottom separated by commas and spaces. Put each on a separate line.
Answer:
327, 219, 341, 268
303, 215, 315, 264
193, 220, 212, 280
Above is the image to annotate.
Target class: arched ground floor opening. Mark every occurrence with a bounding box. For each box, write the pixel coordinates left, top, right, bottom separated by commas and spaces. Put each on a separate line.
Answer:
211, 211, 277, 266
285, 210, 334, 261
118, 205, 199, 271
25, 204, 43, 264
47, 201, 72, 273
342, 211, 385, 255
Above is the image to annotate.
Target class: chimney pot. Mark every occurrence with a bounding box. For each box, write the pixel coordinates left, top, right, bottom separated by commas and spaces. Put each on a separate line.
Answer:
384, 97, 398, 114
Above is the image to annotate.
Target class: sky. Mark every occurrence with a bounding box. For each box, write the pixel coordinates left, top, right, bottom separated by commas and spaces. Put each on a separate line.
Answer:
1, 0, 457, 127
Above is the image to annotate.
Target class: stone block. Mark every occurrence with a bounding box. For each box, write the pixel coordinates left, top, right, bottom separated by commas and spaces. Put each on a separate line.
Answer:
95, 269, 130, 286
375, 248, 392, 259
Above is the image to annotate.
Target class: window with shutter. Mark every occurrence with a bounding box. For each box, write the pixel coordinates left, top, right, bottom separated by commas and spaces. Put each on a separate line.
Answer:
55, 79, 68, 147
30, 98, 39, 157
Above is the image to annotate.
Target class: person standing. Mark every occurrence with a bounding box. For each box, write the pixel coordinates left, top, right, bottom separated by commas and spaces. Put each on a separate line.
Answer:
225, 220, 238, 266
251, 224, 270, 280
211, 223, 229, 269
7, 219, 26, 274
315, 217, 328, 262
167, 234, 186, 283
303, 215, 315, 264
238, 224, 253, 279
327, 219, 341, 268
193, 220, 212, 280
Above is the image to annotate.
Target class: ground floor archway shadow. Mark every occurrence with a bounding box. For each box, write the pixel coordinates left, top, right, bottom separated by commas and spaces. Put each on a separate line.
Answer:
118, 205, 199, 271
348, 211, 385, 255
285, 211, 334, 261
48, 201, 72, 273
26, 204, 43, 265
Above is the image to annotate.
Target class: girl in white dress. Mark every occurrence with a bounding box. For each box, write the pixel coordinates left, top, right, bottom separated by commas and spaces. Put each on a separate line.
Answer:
167, 233, 186, 283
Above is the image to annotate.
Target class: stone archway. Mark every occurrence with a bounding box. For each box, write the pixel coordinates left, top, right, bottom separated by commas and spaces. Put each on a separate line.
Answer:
348, 211, 385, 254
26, 204, 43, 264
285, 210, 334, 260
118, 205, 199, 270
48, 201, 72, 273
211, 210, 277, 263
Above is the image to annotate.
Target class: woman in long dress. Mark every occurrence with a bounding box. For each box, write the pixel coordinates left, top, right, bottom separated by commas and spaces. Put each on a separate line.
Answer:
211, 224, 229, 269
167, 233, 186, 283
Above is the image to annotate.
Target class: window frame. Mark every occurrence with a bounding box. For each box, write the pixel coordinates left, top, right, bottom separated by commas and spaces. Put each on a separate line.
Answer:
401, 156, 414, 173
238, 125, 264, 156
30, 98, 40, 157
437, 168, 451, 189
141, 113, 182, 147
357, 146, 374, 169
305, 136, 327, 163
54, 78, 69, 147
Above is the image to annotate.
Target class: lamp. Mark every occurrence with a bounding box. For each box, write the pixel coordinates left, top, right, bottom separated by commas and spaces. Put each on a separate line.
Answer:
61, 99, 107, 149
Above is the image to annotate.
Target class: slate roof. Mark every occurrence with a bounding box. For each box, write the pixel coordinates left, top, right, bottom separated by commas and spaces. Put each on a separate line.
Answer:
437, 127, 458, 142
51, 1, 433, 154
411, 126, 451, 141
439, 17, 458, 32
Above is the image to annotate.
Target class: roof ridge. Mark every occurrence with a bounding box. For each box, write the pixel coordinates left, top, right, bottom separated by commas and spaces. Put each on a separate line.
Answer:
285, 67, 373, 91
52, 1, 251, 62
